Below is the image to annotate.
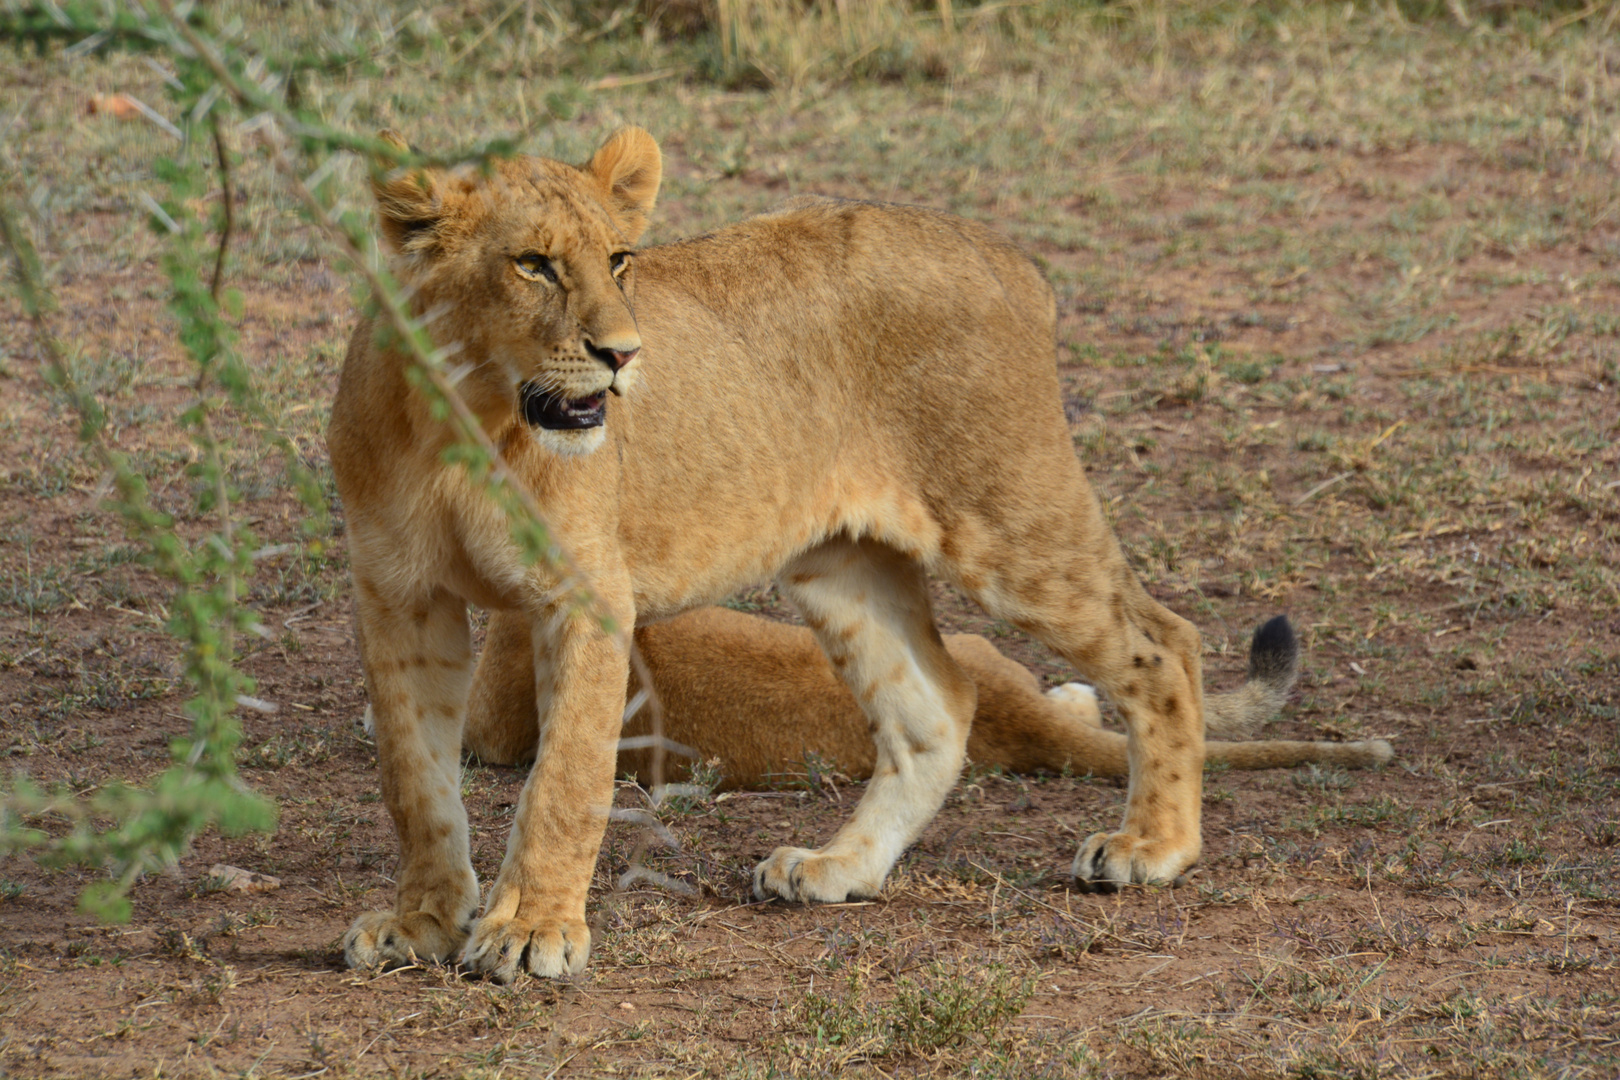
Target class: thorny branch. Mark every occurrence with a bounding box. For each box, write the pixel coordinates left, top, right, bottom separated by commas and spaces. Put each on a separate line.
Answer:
2, 0, 704, 914
156, 0, 702, 905
255, 125, 698, 902
157, 0, 683, 804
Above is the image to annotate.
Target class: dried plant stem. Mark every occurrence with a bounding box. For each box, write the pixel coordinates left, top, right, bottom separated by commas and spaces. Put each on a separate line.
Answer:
199, 111, 239, 669
209, 112, 234, 302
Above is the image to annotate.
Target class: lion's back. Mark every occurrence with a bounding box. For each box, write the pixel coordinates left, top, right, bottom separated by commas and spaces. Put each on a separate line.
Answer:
635, 197, 1057, 362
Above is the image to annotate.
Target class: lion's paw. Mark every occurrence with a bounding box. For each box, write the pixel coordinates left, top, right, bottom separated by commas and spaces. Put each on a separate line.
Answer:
343, 909, 469, 970
1071, 831, 1196, 893
458, 914, 590, 984
752, 846, 877, 903
1044, 682, 1099, 724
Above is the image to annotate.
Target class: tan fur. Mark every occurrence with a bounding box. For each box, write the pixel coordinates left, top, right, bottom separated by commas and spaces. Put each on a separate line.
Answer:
333, 127, 1241, 981
464, 606, 1394, 785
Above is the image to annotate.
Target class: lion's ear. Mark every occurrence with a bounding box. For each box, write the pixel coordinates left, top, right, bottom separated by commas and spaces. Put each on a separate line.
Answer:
370, 130, 445, 255
375, 129, 411, 156
586, 127, 662, 243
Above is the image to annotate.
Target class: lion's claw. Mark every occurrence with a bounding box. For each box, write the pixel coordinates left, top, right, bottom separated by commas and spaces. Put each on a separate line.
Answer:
458, 915, 590, 983
753, 846, 879, 903
1071, 831, 1196, 891
343, 909, 468, 970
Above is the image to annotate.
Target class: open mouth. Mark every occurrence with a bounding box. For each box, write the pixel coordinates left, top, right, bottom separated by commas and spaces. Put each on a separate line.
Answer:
520, 385, 607, 430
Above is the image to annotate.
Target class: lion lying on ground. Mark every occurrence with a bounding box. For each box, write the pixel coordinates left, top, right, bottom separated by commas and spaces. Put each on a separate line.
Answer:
459, 605, 1392, 786
331, 126, 1342, 982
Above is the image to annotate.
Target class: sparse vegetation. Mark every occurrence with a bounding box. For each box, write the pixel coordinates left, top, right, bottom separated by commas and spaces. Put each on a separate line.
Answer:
2, 0, 1618, 1076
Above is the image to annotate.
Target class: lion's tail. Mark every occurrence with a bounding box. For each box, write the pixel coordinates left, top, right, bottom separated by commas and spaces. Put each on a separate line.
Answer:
1205, 735, 1394, 771
1205, 615, 1300, 737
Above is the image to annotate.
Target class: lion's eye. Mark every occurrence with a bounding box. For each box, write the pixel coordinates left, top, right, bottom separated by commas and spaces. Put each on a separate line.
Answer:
610, 251, 631, 278
515, 253, 557, 283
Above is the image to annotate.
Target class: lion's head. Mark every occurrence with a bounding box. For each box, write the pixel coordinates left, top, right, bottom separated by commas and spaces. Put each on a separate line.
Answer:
371, 128, 663, 456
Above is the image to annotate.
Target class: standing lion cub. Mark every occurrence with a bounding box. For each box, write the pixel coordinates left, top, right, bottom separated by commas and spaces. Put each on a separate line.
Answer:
332, 127, 1284, 982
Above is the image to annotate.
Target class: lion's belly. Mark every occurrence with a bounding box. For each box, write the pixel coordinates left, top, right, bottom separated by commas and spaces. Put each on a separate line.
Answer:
621, 464, 944, 620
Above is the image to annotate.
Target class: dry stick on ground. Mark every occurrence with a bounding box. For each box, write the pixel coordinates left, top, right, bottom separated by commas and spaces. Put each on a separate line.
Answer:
448, 0, 527, 65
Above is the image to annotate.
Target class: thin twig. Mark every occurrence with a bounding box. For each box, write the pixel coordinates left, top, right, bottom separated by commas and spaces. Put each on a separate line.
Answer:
584, 68, 686, 92
198, 111, 238, 669
967, 860, 1095, 927
1294, 471, 1352, 506
209, 112, 234, 302
449, 0, 527, 65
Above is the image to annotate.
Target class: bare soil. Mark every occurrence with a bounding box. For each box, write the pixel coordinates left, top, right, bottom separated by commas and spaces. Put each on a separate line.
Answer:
3, 19, 1619, 1078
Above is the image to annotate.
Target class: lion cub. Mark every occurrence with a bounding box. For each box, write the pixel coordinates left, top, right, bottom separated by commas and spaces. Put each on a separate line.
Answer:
462, 606, 1392, 786
333, 127, 1278, 982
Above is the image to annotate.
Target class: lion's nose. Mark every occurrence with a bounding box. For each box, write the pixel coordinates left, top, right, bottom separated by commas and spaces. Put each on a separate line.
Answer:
586, 341, 639, 372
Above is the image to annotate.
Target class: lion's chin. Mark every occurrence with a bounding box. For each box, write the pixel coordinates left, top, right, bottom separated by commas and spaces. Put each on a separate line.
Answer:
530, 425, 607, 458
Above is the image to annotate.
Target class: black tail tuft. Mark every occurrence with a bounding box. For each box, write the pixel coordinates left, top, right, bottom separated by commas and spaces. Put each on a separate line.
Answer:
1247, 614, 1299, 685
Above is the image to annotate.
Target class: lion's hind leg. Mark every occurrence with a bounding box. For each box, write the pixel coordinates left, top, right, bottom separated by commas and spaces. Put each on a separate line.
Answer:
1001, 581, 1206, 890
343, 588, 480, 970
753, 538, 975, 903
944, 472, 1208, 891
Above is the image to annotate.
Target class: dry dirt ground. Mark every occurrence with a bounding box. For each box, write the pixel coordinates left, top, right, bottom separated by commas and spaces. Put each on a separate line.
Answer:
3, 7, 1620, 1078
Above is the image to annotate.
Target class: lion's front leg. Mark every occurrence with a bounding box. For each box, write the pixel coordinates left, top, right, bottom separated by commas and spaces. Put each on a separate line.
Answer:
459, 606, 628, 983
344, 586, 479, 970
